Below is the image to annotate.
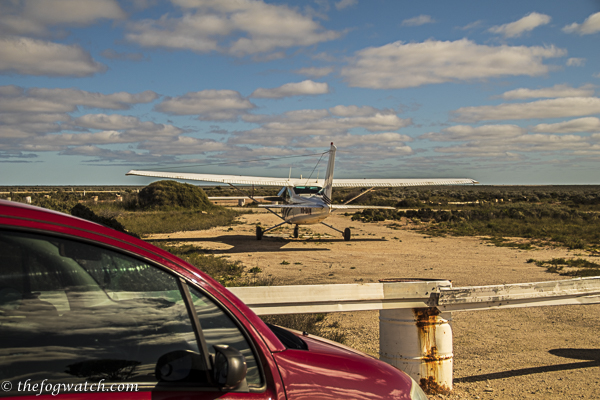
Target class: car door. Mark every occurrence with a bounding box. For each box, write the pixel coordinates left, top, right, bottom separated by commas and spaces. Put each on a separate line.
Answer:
0, 229, 280, 399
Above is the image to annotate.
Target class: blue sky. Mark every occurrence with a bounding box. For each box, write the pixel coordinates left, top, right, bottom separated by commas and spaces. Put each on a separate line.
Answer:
1, 0, 600, 185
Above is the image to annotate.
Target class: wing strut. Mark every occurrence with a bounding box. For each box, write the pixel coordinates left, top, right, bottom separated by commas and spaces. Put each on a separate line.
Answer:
320, 221, 343, 234
225, 182, 287, 222
262, 220, 289, 233
336, 187, 376, 209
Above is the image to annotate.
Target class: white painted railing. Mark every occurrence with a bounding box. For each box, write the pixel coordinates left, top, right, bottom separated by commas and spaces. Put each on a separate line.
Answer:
228, 277, 600, 393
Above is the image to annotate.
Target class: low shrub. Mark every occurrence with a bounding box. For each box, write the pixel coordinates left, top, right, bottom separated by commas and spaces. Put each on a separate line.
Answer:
138, 180, 214, 211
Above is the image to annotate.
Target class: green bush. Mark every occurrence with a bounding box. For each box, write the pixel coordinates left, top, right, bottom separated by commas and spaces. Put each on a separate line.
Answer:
138, 180, 214, 210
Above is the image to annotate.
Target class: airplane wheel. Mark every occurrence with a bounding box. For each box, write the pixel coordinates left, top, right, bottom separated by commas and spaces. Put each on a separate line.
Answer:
343, 228, 351, 241
256, 226, 263, 240
293, 225, 299, 238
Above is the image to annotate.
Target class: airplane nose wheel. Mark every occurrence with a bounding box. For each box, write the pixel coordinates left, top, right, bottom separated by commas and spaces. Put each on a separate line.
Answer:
256, 226, 263, 240
343, 228, 351, 241
293, 225, 299, 238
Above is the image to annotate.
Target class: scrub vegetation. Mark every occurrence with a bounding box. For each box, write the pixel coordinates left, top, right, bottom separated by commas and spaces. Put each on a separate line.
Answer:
350, 185, 600, 252
526, 258, 600, 277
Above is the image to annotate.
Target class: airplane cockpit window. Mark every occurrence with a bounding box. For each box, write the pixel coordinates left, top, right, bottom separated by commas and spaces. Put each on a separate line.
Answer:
293, 186, 322, 195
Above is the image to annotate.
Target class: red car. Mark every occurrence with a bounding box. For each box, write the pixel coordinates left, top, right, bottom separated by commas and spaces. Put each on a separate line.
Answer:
0, 200, 427, 399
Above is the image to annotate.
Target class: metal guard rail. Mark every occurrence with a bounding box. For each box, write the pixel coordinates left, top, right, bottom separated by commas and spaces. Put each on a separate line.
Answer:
228, 276, 600, 315
228, 276, 600, 393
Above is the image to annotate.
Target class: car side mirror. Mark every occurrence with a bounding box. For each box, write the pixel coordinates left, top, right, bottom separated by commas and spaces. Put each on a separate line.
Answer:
212, 344, 248, 391
155, 350, 206, 382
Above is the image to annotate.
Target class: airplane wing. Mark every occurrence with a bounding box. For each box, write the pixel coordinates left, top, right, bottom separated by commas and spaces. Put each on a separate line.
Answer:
126, 170, 320, 187
331, 178, 478, 187
127, 170, 478, 187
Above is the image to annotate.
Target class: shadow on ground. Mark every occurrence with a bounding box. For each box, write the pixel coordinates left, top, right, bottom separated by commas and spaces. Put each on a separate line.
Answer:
147, 234, 387, 254
455, 348, 600, 383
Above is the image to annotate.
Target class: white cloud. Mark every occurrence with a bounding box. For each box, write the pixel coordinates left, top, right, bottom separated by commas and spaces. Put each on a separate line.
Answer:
429, 129, 591, 157
563, 11, 600, 35
458, 20, 483, 31
251, 80, 329, 98
421, 125, 526, 141
532, 117, 600, 133
73, 114, 185, 140
24, 131, 128, 151
0, 86, 164, 155
0, 86, 158, 114
231, 106, 411, 146
0, 112, 68, 138
74, 114, 146, 130
334, 0, 357, 10
287, 133, 414, 156
139, 137, 231, 155
126, 0, 340, 55
453, 97, 600, 122
329, 105, 392, 117
58, 146, 169, 163
155, 90, 255, 120
489, 12, 551, 38
294, 67, 334, 78
0, 0, 125, 36
566, 57, 586, 67
0, 36, 106, 77
500, 84, 595, 100
341, 39, 565, 89
401, 15, 435, 27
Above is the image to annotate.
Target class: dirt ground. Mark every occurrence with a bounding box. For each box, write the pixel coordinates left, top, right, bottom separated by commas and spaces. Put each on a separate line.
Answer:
148, 210, 600, 399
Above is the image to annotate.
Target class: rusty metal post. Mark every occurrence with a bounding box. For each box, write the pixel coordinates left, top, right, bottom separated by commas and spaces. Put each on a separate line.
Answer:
379, 279, 453, 394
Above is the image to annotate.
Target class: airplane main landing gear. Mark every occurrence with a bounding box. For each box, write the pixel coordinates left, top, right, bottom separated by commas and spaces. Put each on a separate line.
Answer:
321, 221, 352, 241
256, 226, 263, 240
293, 225, 299, 238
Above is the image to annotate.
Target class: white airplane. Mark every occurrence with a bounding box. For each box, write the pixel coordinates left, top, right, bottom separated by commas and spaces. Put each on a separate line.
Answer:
127, 143, 478, 240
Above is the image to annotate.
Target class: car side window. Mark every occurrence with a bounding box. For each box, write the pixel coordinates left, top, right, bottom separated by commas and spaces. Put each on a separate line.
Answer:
188, 286, 263, 388
0, 230, 209, 394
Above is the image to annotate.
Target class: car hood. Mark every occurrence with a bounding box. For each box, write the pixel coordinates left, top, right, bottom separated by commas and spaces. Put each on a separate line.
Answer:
272, 330, 414, 400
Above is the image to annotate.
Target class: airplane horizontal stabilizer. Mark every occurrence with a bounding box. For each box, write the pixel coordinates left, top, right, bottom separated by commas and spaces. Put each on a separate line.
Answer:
258, 204, 325, 209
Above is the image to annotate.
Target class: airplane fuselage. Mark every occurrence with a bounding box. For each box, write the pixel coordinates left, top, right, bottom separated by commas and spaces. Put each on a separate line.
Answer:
281, 203, 331, 225
280, 188, 331, 225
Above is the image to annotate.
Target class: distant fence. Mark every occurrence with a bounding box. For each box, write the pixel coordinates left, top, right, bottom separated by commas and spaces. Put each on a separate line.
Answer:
229, 277, 600, 392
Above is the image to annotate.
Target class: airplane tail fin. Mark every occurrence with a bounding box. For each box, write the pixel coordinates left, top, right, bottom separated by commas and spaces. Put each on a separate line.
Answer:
322, 142, 336, 204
